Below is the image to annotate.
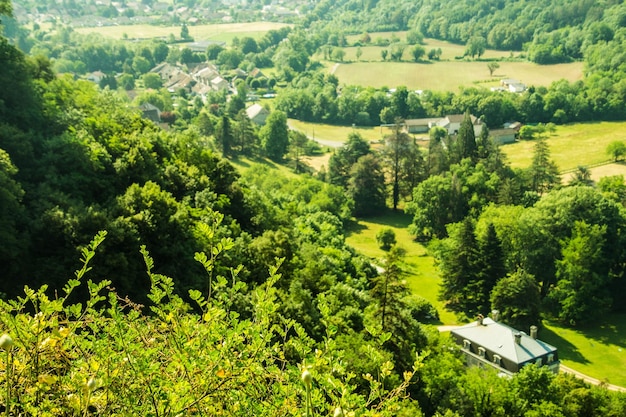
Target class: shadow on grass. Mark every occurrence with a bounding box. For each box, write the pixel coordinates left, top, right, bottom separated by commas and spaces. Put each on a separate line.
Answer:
539, 323, 589, 365
574, 314, 626, 347
357, 209, 413, 228
344, 209, 414, 238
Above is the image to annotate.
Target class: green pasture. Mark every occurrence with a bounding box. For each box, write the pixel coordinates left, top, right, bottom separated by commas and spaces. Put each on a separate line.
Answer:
344, 211, 458, 325
74, 22, 291, 42
331, 60, 583, 91
501, 121, 626, 173
541, 315, 626, 387
287, 119, 384, 144
341, 37, 515, 62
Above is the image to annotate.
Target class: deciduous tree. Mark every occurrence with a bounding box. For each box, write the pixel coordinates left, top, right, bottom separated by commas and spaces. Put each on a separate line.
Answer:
260, 110, 289, 161
490, 268, 541, 329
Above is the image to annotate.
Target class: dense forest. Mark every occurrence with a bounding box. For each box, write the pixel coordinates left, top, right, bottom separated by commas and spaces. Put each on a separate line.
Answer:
2, 0, 626, 415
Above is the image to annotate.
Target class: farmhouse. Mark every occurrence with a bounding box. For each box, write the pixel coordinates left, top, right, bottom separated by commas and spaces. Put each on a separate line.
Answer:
436, 114, 484, 136
489, 128, 517, 145
402, 114, 484, 136
246, 104, 270, 125
404, 118, 442, 134
500, 78, 526, 93
450, 314, 559, 376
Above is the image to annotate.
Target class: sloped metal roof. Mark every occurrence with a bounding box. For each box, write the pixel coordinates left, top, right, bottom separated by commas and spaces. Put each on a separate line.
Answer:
451, 318, 557, 365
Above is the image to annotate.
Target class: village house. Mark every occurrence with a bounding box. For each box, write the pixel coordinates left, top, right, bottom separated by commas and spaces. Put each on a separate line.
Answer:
489, 128, 517, 145
246, 103, 270, 125
403, 114, 483, 136
450, 313, 559, 376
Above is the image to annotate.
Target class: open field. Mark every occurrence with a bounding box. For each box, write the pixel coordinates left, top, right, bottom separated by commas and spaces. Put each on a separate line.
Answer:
501, 121, 626, 173
288, 119, 384, 144
331, 36, 583, 91
74, 22, 291, 42
344, 211, 458, 325
342, 37, 516, 62
332, 60, 583, 91
541, 315, 626, 387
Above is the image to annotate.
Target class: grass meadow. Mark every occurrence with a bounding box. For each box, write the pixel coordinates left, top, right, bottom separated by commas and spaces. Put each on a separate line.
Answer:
501, 121, 626, 178
344, 210, 459, 325
74, 22, 292, 42
541, 316, 626, 387
330, 36, 583, 91
332, 59, 583, 91
287, 119, 384, 144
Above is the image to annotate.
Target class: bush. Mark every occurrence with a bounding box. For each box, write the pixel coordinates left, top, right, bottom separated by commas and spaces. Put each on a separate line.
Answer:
376, 228, 396, 251
0, 231, 421, 415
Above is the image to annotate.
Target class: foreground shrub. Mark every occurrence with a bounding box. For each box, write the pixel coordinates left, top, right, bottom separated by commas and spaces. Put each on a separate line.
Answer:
0, 231, 421, 416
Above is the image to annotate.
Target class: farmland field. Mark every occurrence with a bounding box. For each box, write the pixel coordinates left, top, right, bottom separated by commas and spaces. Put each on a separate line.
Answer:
332, 60, 583, 91
331, 36, 583, 91
74, 22, 292, 42
501, 121, 626, 174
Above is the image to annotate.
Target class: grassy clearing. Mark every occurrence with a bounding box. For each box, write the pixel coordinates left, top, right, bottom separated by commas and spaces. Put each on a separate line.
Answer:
74, 22, 291, 41
501, 121, 626, 172
331, 36, 582, 91
341, 37, 515, 62
540, 315, 626, 387
344, 210, 458, 325
332, 60, 583, 91
288, 119, 384, 144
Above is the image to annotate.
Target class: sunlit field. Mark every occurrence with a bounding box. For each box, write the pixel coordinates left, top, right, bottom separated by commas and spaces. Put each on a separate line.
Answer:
501, 121, 626, 173
74, 22, 292, 42
332, 60, 583, 91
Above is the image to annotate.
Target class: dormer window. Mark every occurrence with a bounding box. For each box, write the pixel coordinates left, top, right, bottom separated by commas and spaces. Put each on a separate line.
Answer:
493, 355, 501, 366
478, 347, 486, 358
547, 354, 555, 364
463, 339, 471, 350
535, 357, 543, 366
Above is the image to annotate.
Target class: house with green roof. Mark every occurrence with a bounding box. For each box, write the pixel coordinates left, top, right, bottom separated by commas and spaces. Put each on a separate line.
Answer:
450, 314, 559, 376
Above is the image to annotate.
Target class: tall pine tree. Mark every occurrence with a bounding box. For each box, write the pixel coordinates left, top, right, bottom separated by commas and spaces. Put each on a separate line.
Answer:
437, 217, 481, 315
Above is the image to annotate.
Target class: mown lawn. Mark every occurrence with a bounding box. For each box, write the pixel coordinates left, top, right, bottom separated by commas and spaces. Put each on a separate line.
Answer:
344, 210, 459, 325
540, 315, 626, 387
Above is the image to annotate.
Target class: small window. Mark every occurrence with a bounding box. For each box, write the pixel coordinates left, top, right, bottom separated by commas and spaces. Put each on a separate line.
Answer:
463, 339, 471, 350
478, 347, 486, 358
493, 355, 502, 366
535, 357, 543, 366
547, 354, 555, 364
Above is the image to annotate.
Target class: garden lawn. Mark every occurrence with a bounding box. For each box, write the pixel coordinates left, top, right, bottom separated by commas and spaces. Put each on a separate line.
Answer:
501, 121, 626, 172
345, 210, 458, 325
540, 315, 626, 387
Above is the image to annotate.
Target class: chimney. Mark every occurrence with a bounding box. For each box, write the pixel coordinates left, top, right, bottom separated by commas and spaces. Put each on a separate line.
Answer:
477, 314, 484, 325
491, 309, 500, 322
530, 325, 538, 339
514, 332, 522, 345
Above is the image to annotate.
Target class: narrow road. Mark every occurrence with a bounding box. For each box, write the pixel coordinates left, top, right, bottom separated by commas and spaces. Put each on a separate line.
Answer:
559, 364, 626, 392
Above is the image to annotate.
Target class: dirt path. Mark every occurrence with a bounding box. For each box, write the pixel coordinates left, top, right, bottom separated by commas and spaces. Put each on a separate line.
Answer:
330, 63, 340, 74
